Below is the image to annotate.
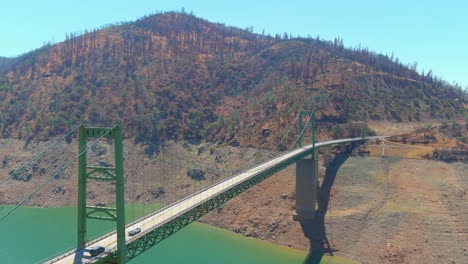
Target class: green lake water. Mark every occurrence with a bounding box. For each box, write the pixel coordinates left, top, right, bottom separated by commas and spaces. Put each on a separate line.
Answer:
0, 205, 354, 264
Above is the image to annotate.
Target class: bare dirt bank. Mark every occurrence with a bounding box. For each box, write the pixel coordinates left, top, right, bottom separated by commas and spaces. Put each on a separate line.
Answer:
1, 139, 466, 263
201, 157, 467, 264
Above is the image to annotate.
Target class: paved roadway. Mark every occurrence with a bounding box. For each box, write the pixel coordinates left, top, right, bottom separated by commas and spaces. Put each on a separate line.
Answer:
46, 137, 372, 264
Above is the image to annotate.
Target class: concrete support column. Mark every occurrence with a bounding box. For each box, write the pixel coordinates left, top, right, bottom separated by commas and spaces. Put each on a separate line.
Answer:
293, 157, 318, 221
323, 146, 331, 167
293, 156, 324, 255
339, 144, 345, 152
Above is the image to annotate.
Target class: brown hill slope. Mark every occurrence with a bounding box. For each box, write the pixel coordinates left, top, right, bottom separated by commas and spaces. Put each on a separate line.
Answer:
0, 57, 16, 72
0, 12, 466, 146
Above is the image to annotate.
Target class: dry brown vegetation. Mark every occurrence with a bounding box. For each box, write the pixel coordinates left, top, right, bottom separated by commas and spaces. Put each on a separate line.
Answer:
1, 125, 467, 264
0, 12, 466, 149
0, 11, 467, 263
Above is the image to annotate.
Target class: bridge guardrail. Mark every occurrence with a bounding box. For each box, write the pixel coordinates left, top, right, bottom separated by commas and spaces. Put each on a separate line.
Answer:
44, 137, 376, 263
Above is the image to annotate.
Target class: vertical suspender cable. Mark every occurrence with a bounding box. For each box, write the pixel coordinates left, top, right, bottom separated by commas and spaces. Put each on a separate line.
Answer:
0, 127, 113, 223
0, 124, 80, 184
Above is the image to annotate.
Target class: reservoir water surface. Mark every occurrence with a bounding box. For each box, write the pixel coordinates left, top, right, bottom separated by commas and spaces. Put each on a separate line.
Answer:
0, 205, 353, 264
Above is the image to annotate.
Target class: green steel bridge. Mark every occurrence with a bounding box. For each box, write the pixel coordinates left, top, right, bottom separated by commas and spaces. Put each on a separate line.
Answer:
0, 116, 381, 264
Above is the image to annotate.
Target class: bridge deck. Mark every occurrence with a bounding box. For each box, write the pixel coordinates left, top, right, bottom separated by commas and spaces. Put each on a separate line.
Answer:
47, 137, 368, 264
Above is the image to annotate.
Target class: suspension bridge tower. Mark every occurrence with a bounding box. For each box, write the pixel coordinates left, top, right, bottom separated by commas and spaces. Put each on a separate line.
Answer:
77, 125, 126, 264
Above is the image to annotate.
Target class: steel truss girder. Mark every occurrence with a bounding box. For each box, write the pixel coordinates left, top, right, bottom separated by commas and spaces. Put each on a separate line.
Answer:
107, 146, 317, 262
102, 140, 363, 263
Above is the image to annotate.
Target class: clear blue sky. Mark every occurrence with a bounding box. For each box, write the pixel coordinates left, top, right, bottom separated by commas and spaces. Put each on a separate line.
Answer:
1, 0, 467, 88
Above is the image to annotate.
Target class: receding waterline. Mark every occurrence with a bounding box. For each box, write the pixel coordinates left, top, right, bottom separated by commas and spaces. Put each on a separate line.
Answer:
0, 205, 355, 264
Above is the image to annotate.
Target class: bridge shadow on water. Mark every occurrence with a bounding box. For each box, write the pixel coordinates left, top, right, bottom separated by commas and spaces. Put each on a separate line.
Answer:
303, 146, 355, 264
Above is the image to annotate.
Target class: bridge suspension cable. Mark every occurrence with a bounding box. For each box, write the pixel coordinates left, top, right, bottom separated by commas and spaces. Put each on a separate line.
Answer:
123, 142, 192, 169
129, 133, 234, 175
0, 126, 114, 223
271, 112, 300, 151
0, 124, 80, 184
122, 112, 307, 187
287, 113, 313, 151
217, 112, 313, 178
124, 140, 235, 202
228, 113, 300, 169
0, 146, 72, 214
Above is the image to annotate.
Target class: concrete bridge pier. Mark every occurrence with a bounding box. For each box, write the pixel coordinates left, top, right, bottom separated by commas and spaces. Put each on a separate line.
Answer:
293, 156, 318, 221
293, 144, 358, 261
339, 144, 346, 153
323, 147, 331, 167
293, 155, 326, 256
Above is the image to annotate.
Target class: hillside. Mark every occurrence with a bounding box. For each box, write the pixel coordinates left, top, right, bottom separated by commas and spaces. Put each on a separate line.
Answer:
0, 12, 466, 146
0, 57, 16, 72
